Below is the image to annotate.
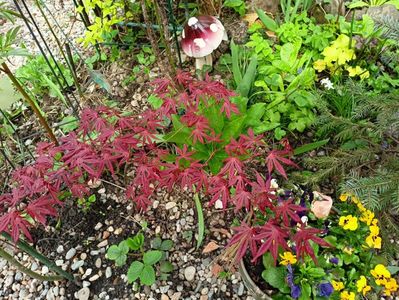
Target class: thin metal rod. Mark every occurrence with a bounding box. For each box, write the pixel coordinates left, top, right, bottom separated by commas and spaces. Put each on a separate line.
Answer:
1, 62, 58, 145
0, 109, 35, 160
0, 146, 16, 170
167, 0, 182, 67
13, 0, 81, 117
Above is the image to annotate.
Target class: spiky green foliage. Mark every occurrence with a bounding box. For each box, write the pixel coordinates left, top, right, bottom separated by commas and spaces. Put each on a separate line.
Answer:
304, 83, 399, 211
374, 15, 399, 41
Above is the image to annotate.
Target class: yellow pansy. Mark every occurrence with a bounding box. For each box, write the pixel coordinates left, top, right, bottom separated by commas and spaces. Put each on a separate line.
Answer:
340, 290, 355, 300
366, 233, 382, 249
332, 280, 345, 291
279, 252, 297, 266
360, 210, 375, 225
351, 195, 360, 204
371, 264, 391, 285
372, 218, 378, 226
339, 194, 349, 202
314, 60, 326, 72
339, 215, 359, 231
370, 225, 380, 235
360, 70, 370, 80
356, 276, 371, 296
384, 278, 399, 296
343, 247, 354, 254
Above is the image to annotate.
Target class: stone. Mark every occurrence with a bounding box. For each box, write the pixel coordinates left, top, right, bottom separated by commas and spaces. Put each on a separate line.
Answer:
89, 274, 100, 282
94, 223, 103, 230
55, 260, 64, 266
56, 245, 64, 254
71, 260, 84, 271
105, 267, 112, 278
161, 295, 170, 300
249, 0, 279, 14
97, 240, 108, 248
95, 258, 102, 268
41, 266, 49, 275
238, 283, 245, 296
184, 266, 196, 282
77, 287, 90, 300
4, 275, 14, 287
65, 248, 76, 260
165, 202, 176, 210
171, 292, 181, 300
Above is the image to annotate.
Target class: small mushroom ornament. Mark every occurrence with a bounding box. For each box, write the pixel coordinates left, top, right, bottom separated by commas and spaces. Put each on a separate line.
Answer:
181, 16, 227, 70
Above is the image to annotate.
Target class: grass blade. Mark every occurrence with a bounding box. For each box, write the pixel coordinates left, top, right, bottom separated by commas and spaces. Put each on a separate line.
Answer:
194, 192, 205, 250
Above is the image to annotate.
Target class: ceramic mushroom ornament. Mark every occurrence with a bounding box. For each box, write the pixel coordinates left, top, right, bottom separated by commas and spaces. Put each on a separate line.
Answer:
181, 16, 227, 71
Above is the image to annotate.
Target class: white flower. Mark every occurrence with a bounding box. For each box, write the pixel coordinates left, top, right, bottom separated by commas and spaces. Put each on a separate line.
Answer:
301, 216, 308, 224
270, 179, 279, 189
320, 78, 334, 90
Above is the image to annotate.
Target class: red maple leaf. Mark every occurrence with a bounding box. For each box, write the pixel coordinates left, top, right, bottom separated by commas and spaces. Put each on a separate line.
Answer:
274, 198, 308, 226
0, 211, 33, 242
266, 149, 298, 179
227, 222, 258, 262
252, 220, 290, 263
250, 173, 276, 211
293, 226, 331, 263
232, 188, 252, 212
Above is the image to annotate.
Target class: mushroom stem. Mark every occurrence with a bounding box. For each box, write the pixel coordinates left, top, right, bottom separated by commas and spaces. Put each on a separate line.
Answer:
195, 54, 213, 71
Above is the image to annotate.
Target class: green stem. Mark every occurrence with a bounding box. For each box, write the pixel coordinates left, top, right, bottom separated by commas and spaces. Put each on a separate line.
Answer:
193, 188, 205, 250
1, 233, 75, 281
1, 63, 58, 145
0, 246, 64, 281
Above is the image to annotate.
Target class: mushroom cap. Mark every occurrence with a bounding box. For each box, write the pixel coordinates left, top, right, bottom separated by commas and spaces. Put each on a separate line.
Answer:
181, 16, 226, 58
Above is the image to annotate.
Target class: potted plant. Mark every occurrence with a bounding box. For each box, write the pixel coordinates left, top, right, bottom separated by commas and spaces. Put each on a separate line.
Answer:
227, 188, 399, 300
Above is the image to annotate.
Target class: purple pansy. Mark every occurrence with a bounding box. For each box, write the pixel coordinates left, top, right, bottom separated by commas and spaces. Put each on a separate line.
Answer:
329, 257, 339, 265
319, 282, 334, 297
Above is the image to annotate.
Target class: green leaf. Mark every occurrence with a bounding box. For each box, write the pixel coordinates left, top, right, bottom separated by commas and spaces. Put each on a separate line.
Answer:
274, 127, 286, 140
194, 192, 205, 250
307, 267, 326, 278
224, 0, 243, 7
127, 233, 144, 251
140, 265, 156, 285
261, 267, 289, 293
143, 250, 163, 265
160, 261, 174, 273
245, 103, 266, 127
231, 96, 248, 113
59, 116, 79, 133
231, 40, 243, 87
0, 76, 20, 110
387, 266, 399, 275
88, 69, 111, 93
236, 55, 257, 98
203, 102, 224, 134
280, 43, 297, 66
253, 122, 280, 134
293, 139, 329, 155
147, 94, 163, 109
106, 243, 128, 267
127, 261, 144, 283
221, 115, 246, 144
160, 240, 174, 251
262, 252, 274, 269
347, 1, 368, 8
41, 74, 67, 105
163, 115, 191, 144
151, 237, 162, 250
256, 8, 278, 32
299, 283, 311, 300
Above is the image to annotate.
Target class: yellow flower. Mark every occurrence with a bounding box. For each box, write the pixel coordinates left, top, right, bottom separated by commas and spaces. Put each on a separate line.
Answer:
369, 225, 380, 235
314, 60, 326, 72
372, 218, 379, 226
366, 233, 382, 249
279, 252, 297, 266
339, 194, 349, 202
339, 215, 359, 231
360, 210, 375, 225
343, 247, 354, 254
371, 264, 391, 285
384, 278, 399, 296
360, 70, 370, 80
356, 276, 371, 296
351, 196, 360, 204
332, 280, 345, 291
340, 290, 355, 300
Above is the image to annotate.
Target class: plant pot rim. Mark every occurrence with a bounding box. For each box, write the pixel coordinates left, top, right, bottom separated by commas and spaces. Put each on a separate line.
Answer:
238, 259, 273, 300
